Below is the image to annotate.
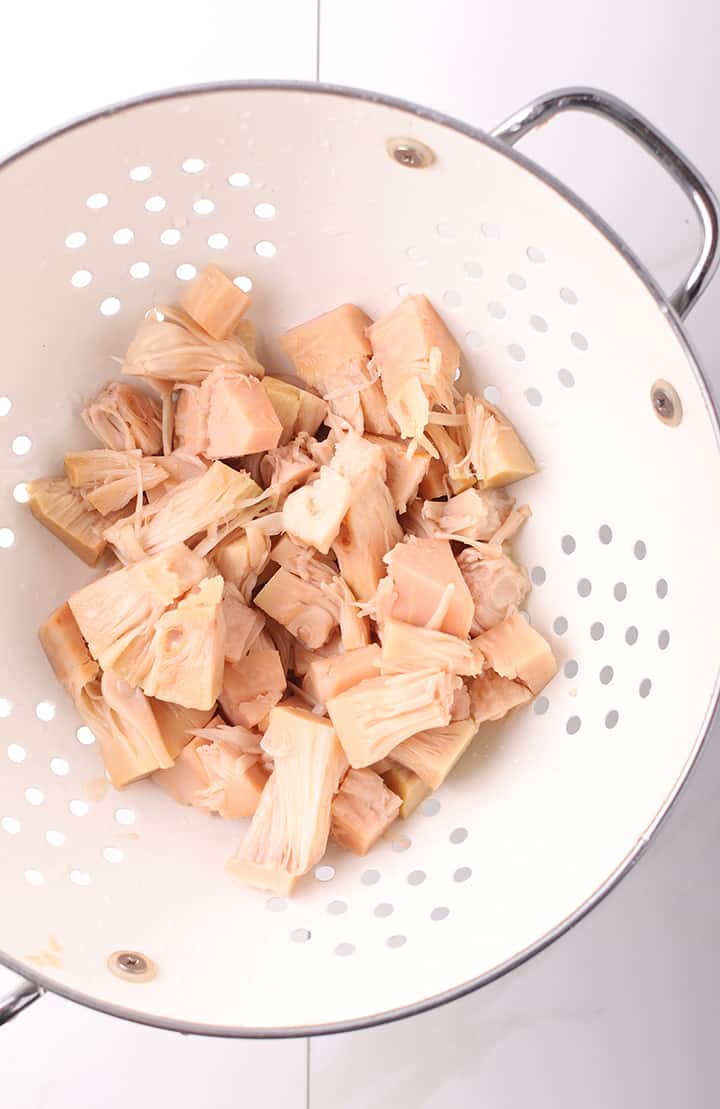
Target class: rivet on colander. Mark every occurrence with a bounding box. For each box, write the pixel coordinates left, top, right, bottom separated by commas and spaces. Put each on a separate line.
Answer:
651, 380, 682, 426
387, 138, 435, 169
108, 950, 156, 983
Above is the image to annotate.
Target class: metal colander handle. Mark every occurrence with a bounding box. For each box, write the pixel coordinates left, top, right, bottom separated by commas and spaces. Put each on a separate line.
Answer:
0, 978, 43, 1026
491, 86, 720, 319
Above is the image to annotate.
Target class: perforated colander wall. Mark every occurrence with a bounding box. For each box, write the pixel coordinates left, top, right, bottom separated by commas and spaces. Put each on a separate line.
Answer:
0, 86, 718, 1033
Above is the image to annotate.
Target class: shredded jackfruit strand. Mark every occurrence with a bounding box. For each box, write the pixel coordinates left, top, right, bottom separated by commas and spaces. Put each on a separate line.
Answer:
427, 411, 467, 426
424, 583, 456, 631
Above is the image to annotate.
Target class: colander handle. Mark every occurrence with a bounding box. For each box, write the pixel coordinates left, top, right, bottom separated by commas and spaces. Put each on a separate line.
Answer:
491, 86, 719, 318
0, 977, 44, 1026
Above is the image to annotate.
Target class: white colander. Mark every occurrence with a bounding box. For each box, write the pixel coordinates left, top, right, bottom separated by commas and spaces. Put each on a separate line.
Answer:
1, 82, 718, 1037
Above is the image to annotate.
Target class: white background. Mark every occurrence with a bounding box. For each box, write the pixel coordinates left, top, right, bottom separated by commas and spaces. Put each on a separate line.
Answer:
1, 1, 719, 1105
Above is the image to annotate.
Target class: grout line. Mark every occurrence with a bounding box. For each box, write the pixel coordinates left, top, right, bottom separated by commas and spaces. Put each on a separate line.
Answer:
315, 0, 321, 81
306, 1036, 311, 1109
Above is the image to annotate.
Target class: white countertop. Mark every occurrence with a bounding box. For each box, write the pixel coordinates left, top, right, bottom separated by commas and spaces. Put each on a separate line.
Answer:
2, 2, 718, 1105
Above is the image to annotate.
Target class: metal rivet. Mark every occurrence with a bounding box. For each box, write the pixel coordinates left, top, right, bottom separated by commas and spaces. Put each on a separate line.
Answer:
108, 950, 156, 982
387, 137, 435, 169
651, 379, 682, 426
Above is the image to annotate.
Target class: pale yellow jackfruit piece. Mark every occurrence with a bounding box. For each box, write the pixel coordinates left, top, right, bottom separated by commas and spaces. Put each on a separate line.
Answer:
152, 736, 208, 805
28, 476, 115, 566
473, 613, 557, 694
366, 435, 430, 513
150, 699, 216, 760
422, 487, 515, 543
334, 577, 372, 650
223, 581, 265, 662
279, 304, 394, 433
39, 601, 99, 704
262, 376, 327, 444
280, 303, 372, 383
194, 744, 267, 818
331, 768, 401, 855
142, 576, 225, 709
180, 263, 251, 340
220, 649, 287, 728
81, 381, 163, 455
381, 764, 430, 819
212, 523, 271, 601
459, 395, 537, 488
64, 449, 168, 515
391, 719, 477, 790
104, 461, 265, 561
254, 568, 340, 649
380, 619, 481, 677
122, 304, 264, 385
282, 465, 353, 554
327, 669, 458, 768
259, 434, 319, 498
330, 430, 403, 601
99, 670, 175, 786
469, 669, 532, 724
303, 644, 382, 703
148, 450, 208, 503
457, 549, 530, 633
68, 542, 211, 691
229, 704, 347, 893
368, 295, 459, 440
382, 536, 474, 638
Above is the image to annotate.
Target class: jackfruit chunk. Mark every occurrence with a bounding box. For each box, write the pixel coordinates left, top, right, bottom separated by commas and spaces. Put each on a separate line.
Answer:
366, 435, 430, 514
459, 395, 536, 488
282, 466, 353, 554
68, 544, 223, 708
142, 575, 225, 709
457, 549, 531, 633
468, 669, 532, 724
473, 613, 557, 694
279, 303, 393, 433
175, 367, 283, 459
424, 424, 474, 494
303, 644, 382, 703
104, 461, 264, 561
391, 719, 477, 790
262, 376, 327, 443
380, 619, 481, 676
368, 295, 459, 439
382, 537, 474, 638
230, 704, 347, 893
422, 487, 515, 542
327, 669, 458, 768
219, 648, 287, 728
154, 732, 266, 820
64, 449, 168, 515
39, 602, 99, 703
331, 431, 403, 601
280, 303, 372, 383
381, 764, 430, 819
180, 263, 251, 340
213, 524, 270, 601
254, 568, 340, 649
260, 434, 319, 498
27, 476, 111, 566
81, 381, 163, 455
150, 699, 216, 760
99, 670, 175, 786
331, 769, 401, 854
122, 304, 264, 385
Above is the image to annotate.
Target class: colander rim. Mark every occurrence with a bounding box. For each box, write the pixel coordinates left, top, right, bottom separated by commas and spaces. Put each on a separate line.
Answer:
1, 78, 718, 1039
